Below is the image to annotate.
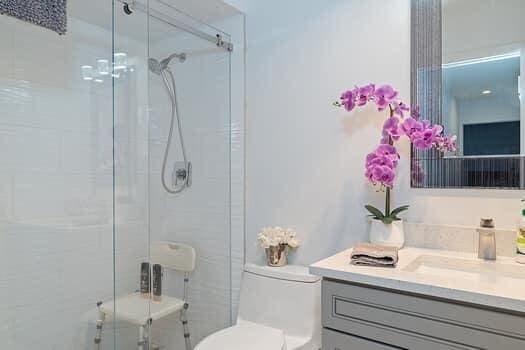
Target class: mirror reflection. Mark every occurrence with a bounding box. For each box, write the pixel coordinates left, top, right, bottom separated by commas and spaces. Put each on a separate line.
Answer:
442, 0, 524, 158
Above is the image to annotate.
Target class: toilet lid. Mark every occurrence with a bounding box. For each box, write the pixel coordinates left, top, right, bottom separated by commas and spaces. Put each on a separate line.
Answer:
195, 322, 285, 350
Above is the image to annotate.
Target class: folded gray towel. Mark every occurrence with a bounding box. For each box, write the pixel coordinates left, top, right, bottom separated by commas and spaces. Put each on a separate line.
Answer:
350, 242, 399, 267
0, 0, 67, 35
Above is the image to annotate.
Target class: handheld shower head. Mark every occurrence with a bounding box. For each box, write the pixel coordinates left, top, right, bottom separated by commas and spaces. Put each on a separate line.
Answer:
148, 51, 190, 194
148, 52, 186, 75
148, 58, 162, 75
161, 52, 186, 67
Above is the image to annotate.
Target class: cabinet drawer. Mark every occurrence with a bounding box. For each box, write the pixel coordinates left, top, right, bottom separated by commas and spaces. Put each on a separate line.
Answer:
323, 327, 474, 350
323, 329, 398, 350
323, 279, 525, 350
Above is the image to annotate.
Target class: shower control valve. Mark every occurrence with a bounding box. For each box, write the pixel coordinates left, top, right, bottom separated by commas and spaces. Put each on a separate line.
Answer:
173, 161, 192, 188
176, 168, 187, 179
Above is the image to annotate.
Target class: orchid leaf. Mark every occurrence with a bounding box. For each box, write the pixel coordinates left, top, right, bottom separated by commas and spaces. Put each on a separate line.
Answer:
390, 205, 409, 217
382, 217, 394, 224
365, 205, 385, 219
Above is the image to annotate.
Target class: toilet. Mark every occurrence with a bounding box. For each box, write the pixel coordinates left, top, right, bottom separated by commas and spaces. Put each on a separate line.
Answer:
195, 263, 322, 350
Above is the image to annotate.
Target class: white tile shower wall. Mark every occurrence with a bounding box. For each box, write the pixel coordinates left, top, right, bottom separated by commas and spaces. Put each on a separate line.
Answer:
226, 0, 524, 265
0, 12, 149, 350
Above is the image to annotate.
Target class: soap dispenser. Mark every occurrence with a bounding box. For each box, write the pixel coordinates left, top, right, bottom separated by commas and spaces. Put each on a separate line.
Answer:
477, 218, 496, 260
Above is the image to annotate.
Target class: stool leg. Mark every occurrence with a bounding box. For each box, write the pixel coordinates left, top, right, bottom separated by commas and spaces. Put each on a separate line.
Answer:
137, 326, 145, 350
180, 303, 192, 350
94, 302, 106, 350
138, 319, 152, 350
138, 325, 146, 350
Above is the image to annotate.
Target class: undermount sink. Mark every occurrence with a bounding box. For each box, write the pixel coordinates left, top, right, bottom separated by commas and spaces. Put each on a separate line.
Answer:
310, 247, 525, 313
403, 254, 525, 288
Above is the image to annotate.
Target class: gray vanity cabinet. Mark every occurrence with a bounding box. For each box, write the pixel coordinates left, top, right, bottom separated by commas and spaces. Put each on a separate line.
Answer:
322, 279, 525, 350
323, 329, 398, 350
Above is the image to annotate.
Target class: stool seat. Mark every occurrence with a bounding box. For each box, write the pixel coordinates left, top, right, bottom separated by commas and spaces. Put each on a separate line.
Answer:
100, 292, 185, 325
93, 242, 196, 350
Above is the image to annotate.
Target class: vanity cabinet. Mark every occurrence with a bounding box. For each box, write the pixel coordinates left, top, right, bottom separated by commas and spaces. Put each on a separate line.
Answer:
322, 279, 525, 350
323, 329, 398, 350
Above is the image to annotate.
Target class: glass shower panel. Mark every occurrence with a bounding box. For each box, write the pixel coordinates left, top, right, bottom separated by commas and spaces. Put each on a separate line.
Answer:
0, 1, 115, 349
146, 1, 232, 348
112, 2, 151, 350
110, 0, 233, 348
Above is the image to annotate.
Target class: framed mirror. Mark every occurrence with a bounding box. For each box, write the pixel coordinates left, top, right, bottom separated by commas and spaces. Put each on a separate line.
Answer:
411, 0, 525, 189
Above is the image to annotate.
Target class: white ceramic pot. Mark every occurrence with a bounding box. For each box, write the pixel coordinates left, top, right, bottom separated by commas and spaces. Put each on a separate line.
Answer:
369, 219, 405, 248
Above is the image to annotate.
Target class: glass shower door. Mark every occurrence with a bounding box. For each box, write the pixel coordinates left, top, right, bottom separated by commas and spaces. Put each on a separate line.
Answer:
113, 0, 233, 348
146, 1, 233, 347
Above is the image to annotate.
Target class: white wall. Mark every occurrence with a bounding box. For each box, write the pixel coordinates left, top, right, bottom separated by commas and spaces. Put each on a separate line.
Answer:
226, 0, 524, 266
457, 95, 520, 124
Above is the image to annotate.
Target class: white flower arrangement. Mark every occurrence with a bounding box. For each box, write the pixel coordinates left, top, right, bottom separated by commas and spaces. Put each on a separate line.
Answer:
258, 226, 300, 249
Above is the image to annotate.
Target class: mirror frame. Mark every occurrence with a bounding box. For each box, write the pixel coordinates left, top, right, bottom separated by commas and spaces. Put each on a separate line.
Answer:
410, 0, 524, 189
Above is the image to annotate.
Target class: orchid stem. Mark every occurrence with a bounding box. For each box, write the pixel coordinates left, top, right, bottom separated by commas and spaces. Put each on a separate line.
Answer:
385, 187, 391, 217
384, 104, 394, 218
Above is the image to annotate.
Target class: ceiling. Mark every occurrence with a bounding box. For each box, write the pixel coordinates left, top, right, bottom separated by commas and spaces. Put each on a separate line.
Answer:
443, 56, 520, 105
442, 0, 525, 62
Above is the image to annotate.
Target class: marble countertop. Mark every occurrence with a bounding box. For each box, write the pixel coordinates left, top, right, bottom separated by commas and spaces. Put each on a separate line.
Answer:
309, 247, 525, 313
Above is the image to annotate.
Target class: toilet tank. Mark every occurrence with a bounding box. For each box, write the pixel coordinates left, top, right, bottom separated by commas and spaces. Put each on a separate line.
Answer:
237, 263, 321, 341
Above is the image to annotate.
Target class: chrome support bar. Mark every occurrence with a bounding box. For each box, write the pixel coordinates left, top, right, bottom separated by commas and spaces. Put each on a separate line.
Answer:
216, 34, 234, 52
117, 0, 234, 52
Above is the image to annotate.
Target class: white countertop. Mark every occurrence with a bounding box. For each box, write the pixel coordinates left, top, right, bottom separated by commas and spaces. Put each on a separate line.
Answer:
309, 247, 525, 313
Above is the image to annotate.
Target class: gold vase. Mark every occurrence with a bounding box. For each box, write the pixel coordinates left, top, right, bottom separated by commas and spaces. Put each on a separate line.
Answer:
265, 244, 288, 267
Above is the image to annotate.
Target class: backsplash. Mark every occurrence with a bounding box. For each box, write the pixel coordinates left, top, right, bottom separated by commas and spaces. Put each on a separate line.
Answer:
404, 222, 516, 257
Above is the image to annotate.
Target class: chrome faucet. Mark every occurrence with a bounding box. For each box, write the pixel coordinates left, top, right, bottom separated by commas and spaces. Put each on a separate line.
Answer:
477, 218, 496, 260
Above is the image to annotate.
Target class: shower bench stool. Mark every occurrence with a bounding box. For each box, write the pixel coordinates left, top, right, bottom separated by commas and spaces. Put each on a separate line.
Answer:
94, 241, 196, 350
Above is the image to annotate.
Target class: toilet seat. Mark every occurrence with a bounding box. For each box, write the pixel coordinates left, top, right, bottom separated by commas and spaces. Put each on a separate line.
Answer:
195, 322, 286, 350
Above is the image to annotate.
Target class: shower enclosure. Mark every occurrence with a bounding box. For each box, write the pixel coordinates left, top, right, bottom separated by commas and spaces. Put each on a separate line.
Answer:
0, 0, 243, 349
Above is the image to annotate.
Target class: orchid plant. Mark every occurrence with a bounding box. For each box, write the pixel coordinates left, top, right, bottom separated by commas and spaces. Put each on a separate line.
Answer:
334, 84, 456, 224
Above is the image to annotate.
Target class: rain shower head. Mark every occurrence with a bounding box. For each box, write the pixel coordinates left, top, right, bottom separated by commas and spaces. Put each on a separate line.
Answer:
148, 52, 186, 74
